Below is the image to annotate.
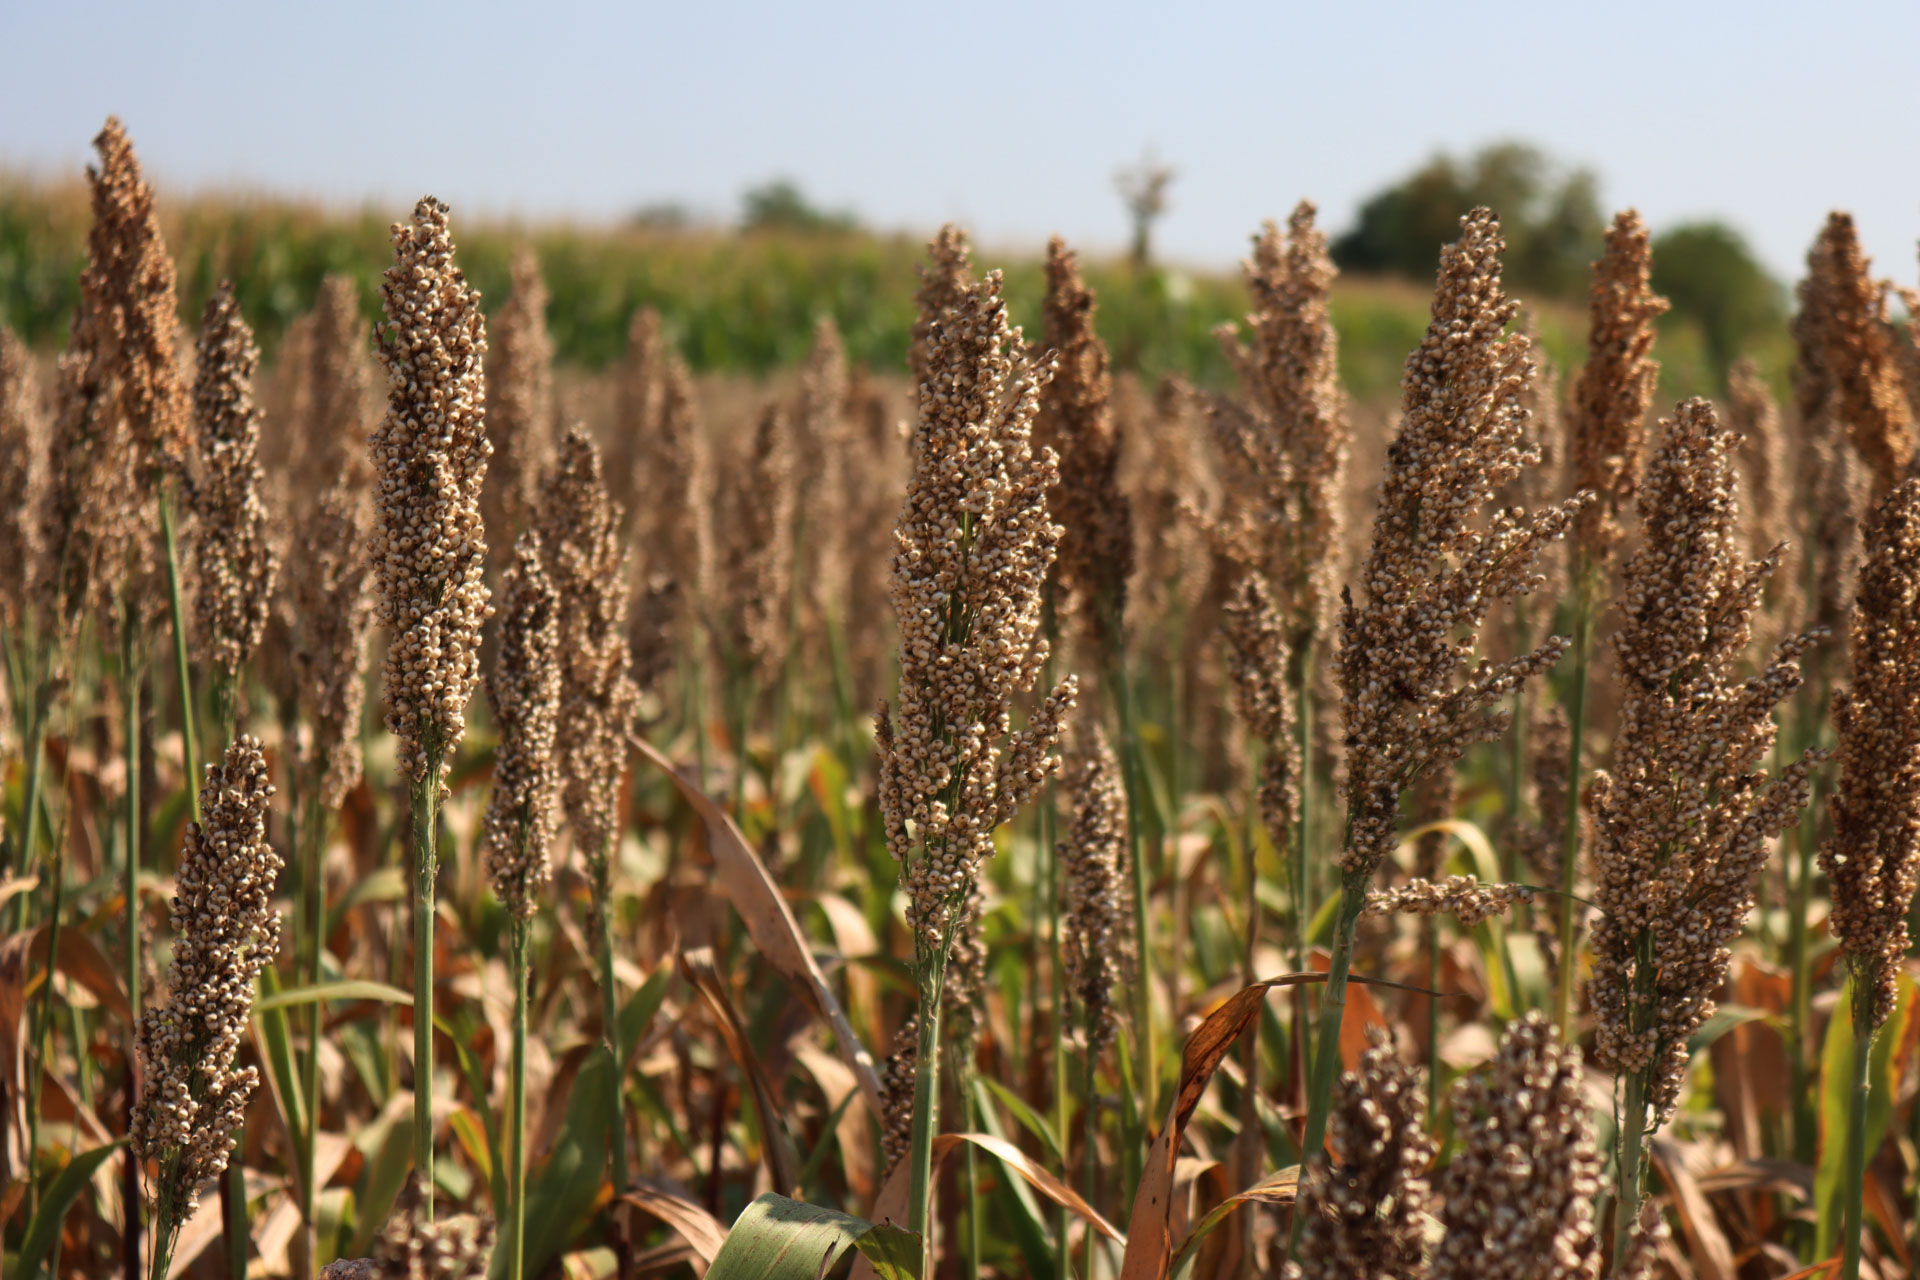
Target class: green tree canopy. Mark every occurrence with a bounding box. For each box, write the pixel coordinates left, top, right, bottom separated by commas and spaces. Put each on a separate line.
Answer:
1332, 141, 1606, 300
739, 179, 857, 235
1649, 221, 1785, 376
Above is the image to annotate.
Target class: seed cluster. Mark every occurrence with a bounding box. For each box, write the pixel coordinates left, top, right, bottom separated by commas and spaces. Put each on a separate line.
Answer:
1212, 201, 1350, 653
713, 403, 795, 687
0, 327, 46, 625
877, 241, 1078, 954
1801, 212, 1914, 497
375, 1203, 495, 1279
370, 196, 493, 785
39, 119, 185, 627
539, 429, 640, 884
483, 250, 555, 548
1589, 398, 1821, 1123
1335, 209, 1582, 878
1430, 1013, 1602, 1280
1033, 237, 1132, 661
1567, 209, 1666, 564
1059, 717, 1132, 1054
1726, 355, 1801, 651
879, 1012, 918, 1172
1821, 479, 1920, 1031
484, 531, 562, 921
191, 282, 280, 680
1219, 570, 1300, 850
1282, 1029, 1433, 1280
1365, 875, 1532, 928
132, 737, 283, 1232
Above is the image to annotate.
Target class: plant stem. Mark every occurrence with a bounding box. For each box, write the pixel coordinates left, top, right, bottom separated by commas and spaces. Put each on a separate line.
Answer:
961, 1059, 981, 1280
1840, 980, 1876, 1280
508, 919, 531, 1280
25, 825, 67, 1223
159, 485, 200, 824
592, 857, 630, 1195
299, 790, 326, 1276
1554, 566, 1594, 1037
1285, 868, 1367, 1263
1612, 1069, 1648, 1276
1046, 801, 1069, 1280
408, 762, 442, 1218
1113, 656, 1155, 1130
906, 955, 948, 1270
122, 605, 146, 1280
1081, 1043, 1099, 1280
222, 1156, 247, 1279
7, 657, 49, 934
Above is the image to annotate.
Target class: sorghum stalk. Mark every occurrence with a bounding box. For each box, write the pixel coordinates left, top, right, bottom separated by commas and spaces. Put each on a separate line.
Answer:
369, 197, 493, 1216
1553, 561, 1594, 1035
1818, 478, 1920, 1280
1291, 212, 1578, 1261
160, 488, 199, 822
880, 238, 1075, 1261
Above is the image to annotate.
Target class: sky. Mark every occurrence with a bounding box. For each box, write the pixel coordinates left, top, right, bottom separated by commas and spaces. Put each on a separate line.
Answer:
3, 0, 1918, 285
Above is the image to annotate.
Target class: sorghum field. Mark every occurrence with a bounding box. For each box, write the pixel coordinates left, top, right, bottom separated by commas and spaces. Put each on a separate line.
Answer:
3, 117, 1919, 1280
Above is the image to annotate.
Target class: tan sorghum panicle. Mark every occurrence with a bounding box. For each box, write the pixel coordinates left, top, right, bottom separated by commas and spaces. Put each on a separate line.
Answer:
879, 1013, 919, 1172
1568, 210, 1667, 565
1059, 716, 1131, 1054
38, 119, 186, 627
290, 477, 375, 810
945, 881, 988, 1062
0, 327, 47, 625
1034, 237, 1133, 660
1589, 399, 1822, 1123
1336, 209, 1583, 879
89, 117, 193, 477
1726, 357, 1803, 650
1430, 1012, 1602, 1280
1366, 875, 1532, 928
613, 306, 667, 519
1213, 202, 1350, 651
908, 225, 973, 393
190, 282, 280, 680
538, 428, 639, 876
369, 197, 493, 786
484, 531, 561, 921
638, 353, 710, 612
794, 316, 853, 627
131, 737, 282, 1232
714, 403, 795, 687
627, 573, 681, 705
1792, 239, 1868, 647
376, 1201, 494, 1280
1508, 315, 1566, 609
298, 275, 378, 489
1411, 757, 1456, 880
1127, 374, 1212, 644
483, 250, 555, 547
1281, 1028, 1434, 1280
1517, 703, 1572, 887
1807, 213, 1915, 496
877, 252, 1077, 956
1220, 570, 1300, 851
1894, 282, 1920, 416
1615, 1202, 1669, 1280
1820, 478, 1920, 1031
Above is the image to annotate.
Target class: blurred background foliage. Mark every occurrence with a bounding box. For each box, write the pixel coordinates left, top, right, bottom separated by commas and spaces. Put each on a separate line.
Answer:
0, 140, 1785, 402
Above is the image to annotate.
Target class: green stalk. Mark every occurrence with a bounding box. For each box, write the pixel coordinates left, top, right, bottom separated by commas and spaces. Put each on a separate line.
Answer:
1612, 1069, 1649, 1276
7, 658, 49, 933
25, 826, 68, 1222
1289, 645, 1314, 1128
1426, 920, 1440, 1129
507, 919, 532, 1280
1285, 868, 1367, 1262
1081, 1044, 1099, 1280
1554, 566, 1594, 1037
222, 1158, 247, 1279
159, 486, 200, 824
299, 790, 326, 1276
122, 606, 147, 1280
1046, 800, 1069, 1280
1840, 978, 1876, 1280
960, 1058, 981, 1280
1788, 677, 1826, 1166
592, 856, 630, 1195
1113, 656, 1155, 1131
408, 759, 443, 1218
906, 956, 948, 1270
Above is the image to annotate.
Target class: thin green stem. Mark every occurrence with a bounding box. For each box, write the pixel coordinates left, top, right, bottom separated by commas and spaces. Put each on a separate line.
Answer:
592, 856, 631, 1195
159, 486, 200, 824
222, 1157, 247, 1279
1612, 1069, 1648, 1277
1113, 657, 1155, 1132
1081, 1043, 1098, 1280
1840, 979, 1876, 1280
906, 956, 948, 1270
299, 790, 326, 1276
508, 920, 531, 1280
1285, 869, 1366, 1263
1046, 796, 1069, 1280
26, 822, 67, 1223
1554, 569, 1594, 1037
960, 1059, 980, 1280
409, 762, 442, 1218
1291, 647, 1313, 1078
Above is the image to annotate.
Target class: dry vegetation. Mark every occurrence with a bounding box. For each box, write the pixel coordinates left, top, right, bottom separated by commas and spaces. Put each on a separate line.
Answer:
6, 117, 1920, 1280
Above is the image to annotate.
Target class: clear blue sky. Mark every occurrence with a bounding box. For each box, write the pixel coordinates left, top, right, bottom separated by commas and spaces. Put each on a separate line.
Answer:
3, 0, 1916, 285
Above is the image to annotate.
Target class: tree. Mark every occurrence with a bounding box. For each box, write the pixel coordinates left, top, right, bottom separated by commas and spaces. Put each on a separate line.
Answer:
1115, 149, 1177, 268
1332, 142, 1605, 300
739, 179, 857, 235
1650, 222, 1785, 374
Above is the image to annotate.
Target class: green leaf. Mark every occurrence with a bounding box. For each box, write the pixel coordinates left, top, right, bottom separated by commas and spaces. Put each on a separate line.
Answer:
969, 1078, 1059, 1280
347, 1104, 416, 1260
619, 965, 672, 1065
254, 967, 309, 1176
510, 1045, 616, 1280
326, 866, 407, 934
706, 1193, 921, 1280
16, 1139, 127, 1280
254, 979, 414, 1014
1815, 972, 1912, 1257
1687, 1004, 1767, 1056
979, 1075, 1065, 1164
